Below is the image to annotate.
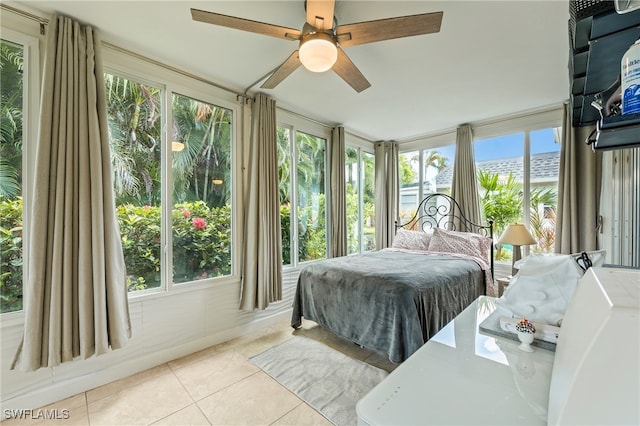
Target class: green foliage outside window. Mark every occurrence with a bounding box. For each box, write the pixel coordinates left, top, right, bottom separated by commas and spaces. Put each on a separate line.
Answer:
477, 168, 557, 257
117, 201, 231, 291
0, 39, 24, 313
0, 196, 23, 312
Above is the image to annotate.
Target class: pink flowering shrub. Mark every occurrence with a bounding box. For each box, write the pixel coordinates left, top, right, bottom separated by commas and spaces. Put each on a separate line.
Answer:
192, 217, 206, 230
115, 201, 231, 291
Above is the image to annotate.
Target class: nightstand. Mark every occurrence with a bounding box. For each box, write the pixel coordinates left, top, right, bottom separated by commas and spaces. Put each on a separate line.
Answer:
497, 277, 511, 297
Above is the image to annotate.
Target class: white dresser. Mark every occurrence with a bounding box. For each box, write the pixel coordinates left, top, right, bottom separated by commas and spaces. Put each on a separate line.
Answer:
356, 267, 640, 426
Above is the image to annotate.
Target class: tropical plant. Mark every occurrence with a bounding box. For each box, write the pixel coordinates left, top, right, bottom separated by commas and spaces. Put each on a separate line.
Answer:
398, 153, 416, 185
0, 41, 23, 198
0, 196, 23, 312
423, 150, 448, 174
105, 74, 162, 206
529, 186, 557, 253
0, 40, 24, 313
477, 169, 522, 236
116, 201, 232, 291
171, 95, 232, 208
172, 201, 231, 283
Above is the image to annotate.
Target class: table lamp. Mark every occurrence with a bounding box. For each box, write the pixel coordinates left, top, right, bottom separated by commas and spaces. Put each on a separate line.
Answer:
498, 223, 537, 276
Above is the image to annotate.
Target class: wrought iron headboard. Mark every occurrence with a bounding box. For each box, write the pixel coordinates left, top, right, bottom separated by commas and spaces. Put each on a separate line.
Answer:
395, 193, 494, 281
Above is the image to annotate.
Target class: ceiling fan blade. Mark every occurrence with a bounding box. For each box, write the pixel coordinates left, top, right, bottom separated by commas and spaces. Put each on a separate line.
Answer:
336, 11, 443, 47
332, 48, 371, 93
191, 8, 301, 41
305, 0, 335, 31
261, 51, 302, 89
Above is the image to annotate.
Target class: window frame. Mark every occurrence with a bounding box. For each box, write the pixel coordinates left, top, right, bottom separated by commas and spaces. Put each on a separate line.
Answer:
102, 48, 242, 300
344, 133, 375, 254
397, 107, 563, 266
474, 129, 562, 258
345, 145, 376, 254
277, 109, 331, 269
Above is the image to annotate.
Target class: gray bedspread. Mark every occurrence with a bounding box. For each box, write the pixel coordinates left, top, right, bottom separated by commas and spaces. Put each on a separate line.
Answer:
291, 249, 486, 363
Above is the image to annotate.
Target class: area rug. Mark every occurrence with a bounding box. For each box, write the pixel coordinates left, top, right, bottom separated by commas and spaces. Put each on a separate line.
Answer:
250, 336, 388, 426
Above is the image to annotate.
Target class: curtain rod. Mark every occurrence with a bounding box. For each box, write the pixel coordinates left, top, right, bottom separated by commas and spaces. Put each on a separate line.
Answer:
277, 105, 334, 130
101, 41, 252, 102
1, 3, 251, 102
1, 3, 47, 34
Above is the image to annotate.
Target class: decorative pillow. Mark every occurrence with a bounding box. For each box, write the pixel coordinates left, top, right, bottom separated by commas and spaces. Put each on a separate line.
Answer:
428, 227, 492, 260
391, 229, 432, 252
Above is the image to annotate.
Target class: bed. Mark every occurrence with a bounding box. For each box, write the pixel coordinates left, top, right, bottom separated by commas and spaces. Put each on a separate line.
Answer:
291, 193, 494, 363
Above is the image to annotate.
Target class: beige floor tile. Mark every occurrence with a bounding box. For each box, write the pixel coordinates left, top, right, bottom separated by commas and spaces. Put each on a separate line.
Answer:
151, 404, 210, 426
213, 328, 275, 353
197, 372, 300, 426
42, 394, 86, 412
230, 329, 294, 358
167, 345, 222, 371
1, 412, 42, 426
87, 366, 193, 426
37, 412, 89, 426
40, 394, 88, 426
86, 363, 170, 403
271, 403, 333, 426
1, 394, 87, 426
172, 351, 260, 401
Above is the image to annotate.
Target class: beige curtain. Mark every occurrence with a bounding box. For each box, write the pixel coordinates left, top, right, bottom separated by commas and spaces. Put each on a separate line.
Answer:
374, 141, 398, 249
240, 93, 282, 310
450, 123, 483, 227
555, 102, 602, 253
12, 15, 130, 372
329, 126, 347, 257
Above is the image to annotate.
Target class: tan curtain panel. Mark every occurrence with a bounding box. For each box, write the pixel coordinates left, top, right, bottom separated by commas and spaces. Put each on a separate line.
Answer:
329, 126, 347, 257
374, 141, 398, 249
12, 15, 131, 372
555, 102, 602, 254
450, 123, 483, 227
240, 93, 283, 310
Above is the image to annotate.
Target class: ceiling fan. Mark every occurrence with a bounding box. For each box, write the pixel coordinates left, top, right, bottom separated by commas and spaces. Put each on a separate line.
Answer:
191, 0, 443, 93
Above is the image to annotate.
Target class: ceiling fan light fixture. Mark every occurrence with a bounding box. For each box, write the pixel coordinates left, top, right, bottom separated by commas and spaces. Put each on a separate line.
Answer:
299, 32, 337, 73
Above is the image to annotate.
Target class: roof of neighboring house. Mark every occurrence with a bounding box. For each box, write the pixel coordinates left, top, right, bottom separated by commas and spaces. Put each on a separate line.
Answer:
433, 150, 561, 188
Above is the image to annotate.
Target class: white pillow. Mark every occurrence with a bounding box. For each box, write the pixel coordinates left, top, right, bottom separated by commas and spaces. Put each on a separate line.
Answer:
496, 252, 606, 327
391, 229, 432, 251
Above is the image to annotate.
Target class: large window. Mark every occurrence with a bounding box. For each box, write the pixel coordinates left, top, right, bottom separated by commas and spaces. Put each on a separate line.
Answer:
106, 74, 163, 291
0, 39, 25, 313
106, 73, 235, 293
475, 127, 561, 260
277, 125, 327, 266
346, 147, 375, 254
171, 93, 232, 284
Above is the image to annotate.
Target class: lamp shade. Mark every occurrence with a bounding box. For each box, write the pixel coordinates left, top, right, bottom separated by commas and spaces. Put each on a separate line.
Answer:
299, 33, 337, 73
171, 141, 185, 152
498, 223, 536, 246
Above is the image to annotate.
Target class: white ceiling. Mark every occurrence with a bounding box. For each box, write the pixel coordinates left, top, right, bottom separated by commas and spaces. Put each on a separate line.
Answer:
10, 0, 570, 142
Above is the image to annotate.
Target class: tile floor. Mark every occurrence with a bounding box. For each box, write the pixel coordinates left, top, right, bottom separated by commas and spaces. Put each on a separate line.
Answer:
2, 319, 397, 426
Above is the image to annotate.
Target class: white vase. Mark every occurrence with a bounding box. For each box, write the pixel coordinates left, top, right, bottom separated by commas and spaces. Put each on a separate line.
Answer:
517, 331, 534, 352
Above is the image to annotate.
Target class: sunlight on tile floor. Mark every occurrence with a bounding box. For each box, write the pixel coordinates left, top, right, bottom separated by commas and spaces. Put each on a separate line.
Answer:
2, 319, 397, 426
